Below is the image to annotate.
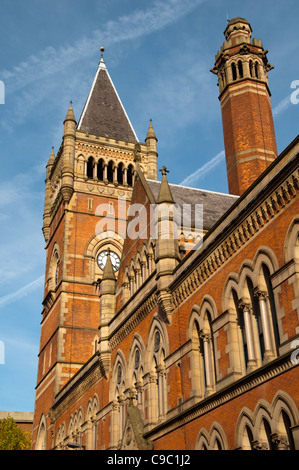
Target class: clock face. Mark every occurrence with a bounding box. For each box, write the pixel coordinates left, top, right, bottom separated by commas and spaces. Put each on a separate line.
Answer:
97, 250, 120, 272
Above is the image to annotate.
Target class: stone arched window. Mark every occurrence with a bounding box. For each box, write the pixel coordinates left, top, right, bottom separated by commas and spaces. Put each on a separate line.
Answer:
86, 395, 99, 450
48, 243, 60, 292
195, 423, 228, 450
97, 158, 104, 181
284, 219, 299, 321
87, 156, 94, 179
231, 288, 248, 372
200, 308, 216, 396
127, 164, 134, 187
249, 59, 254, 77
188, 300, 216, 398
189, 314, 205, 399
107, 160, 114, 183
231, 62, 237, 81
235, 392, 299, 450
238, 60, 243, 79
247, 275, 265, 363
117, 162, 124, 185
257, 262, 280, 357
255, 61, 260, 79
110, 355, 127, 449
152, 329, 167, 419
71, 408, 84, 447
146, 323, 168, 425
127, 337, 145, 414
55, 423, 66, 450
36, 414, 47, 450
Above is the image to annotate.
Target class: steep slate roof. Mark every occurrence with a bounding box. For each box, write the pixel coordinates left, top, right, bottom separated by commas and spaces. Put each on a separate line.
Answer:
77, 56, 138, 142
147, 179, 239, 230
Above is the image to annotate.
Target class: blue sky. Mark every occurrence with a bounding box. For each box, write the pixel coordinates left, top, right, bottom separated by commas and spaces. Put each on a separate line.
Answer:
0, 0, 298, 412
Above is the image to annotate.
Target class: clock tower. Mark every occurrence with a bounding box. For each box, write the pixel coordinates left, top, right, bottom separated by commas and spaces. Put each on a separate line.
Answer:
33, 50, 158, 446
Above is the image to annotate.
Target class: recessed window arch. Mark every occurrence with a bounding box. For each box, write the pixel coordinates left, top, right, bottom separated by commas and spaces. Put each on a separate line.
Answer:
249, 59, 254, 78
231, 62, 237, 81
238, 60, 243, 79
146, 322, 168, 425
87, 156, 94, 179
127, 164, 134, 187
107, 160, 114, 183
36, 414, 47, 450
117, 162, 124, 185
255, 61, 260, 79
247, 276, 265, 362
48, 243, 60, 292
110, 354, 127, 449
97, 158, 104, 181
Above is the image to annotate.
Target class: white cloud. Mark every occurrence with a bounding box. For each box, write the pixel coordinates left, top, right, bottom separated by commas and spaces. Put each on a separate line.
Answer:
273, 95, 292, 117
179, 150, 225, 187
2, 0, 207, 96
0, 167, 45, 285
0, 275, 44, 309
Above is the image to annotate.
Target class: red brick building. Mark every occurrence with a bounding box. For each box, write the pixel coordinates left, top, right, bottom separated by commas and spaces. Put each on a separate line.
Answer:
32, 19, 299, 450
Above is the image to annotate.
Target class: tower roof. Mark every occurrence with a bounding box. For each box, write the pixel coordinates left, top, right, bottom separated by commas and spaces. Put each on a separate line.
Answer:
77, 52, 138, 142
158, 166, 174, 204
224, 17, 252, 40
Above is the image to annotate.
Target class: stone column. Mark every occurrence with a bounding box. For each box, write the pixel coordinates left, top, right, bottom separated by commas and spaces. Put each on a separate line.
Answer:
103, 164, 108, 183
239, 301, 257, 372
113, 165, 118, 185
255, 290, 274, 362
201, 333, 213, 395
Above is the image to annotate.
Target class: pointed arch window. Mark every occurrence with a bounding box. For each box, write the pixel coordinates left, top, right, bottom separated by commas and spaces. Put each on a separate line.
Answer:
247, 276, 265, 361
233, 289, 248, 370
200, 311, 215, 395
255, 61, 260, 79
238, 60, 243, 79
107, 161, 114, 183
262, 263, 279, 353
117, 162, 124, 185
231, 62, 237, 81
249, 59, 254, 78
151, 329, 167, 421
97, 159, 104, 181
87, 157, 94, 179
133, 346, 144, 412
192, 310, 215, 397
127, 164, 134, 187
115, 363, 125, 444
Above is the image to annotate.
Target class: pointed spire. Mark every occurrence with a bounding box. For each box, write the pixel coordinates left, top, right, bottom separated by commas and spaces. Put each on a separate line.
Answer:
47, 146, 55, 167
77, 51, 138, 141
158, 166, 174, 204
102, 248, 116, 282
146, 119, 157, 142
64, 101, 76, 124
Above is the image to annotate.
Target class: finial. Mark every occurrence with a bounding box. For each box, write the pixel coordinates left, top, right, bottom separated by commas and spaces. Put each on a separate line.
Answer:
100, 46, 105, 60
159, 166, 169, 176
